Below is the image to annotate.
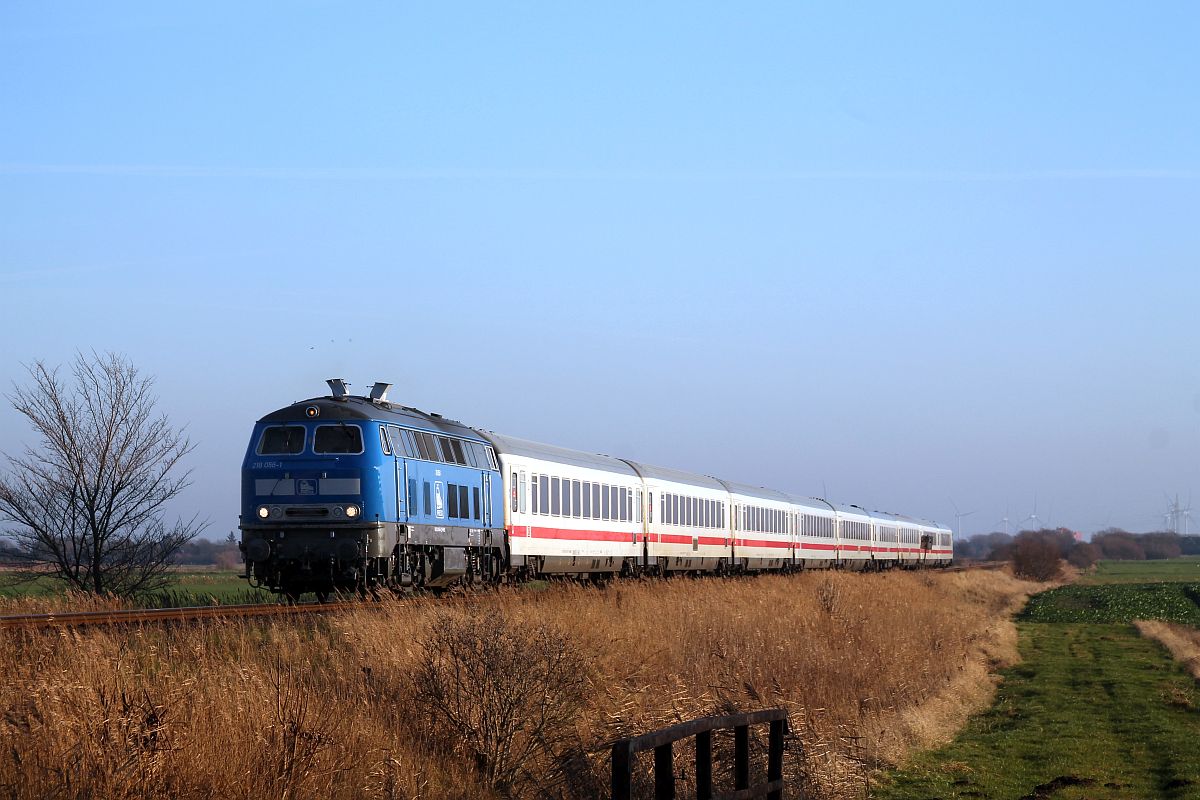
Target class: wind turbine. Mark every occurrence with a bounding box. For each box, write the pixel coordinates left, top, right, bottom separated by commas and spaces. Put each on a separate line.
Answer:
1016, 494, 1042, 532
994, 504, 1012, 536
950, 498, 979, 538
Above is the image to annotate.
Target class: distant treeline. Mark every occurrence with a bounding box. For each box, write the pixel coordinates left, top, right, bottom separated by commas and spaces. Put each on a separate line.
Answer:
956, 528, 1200, 567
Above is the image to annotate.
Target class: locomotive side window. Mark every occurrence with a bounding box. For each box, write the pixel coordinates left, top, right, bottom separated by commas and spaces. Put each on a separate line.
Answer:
314, 424, 363, 454
258, 426, 306, 455
379, 427, 391, 455
447, 483, 460, 518
459, 486, 470, 519
473, 487, 480, 520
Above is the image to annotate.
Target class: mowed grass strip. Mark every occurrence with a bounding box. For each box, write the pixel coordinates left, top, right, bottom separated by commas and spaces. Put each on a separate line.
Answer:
1081, 557, 1200, 585
873, 621, 1200, 800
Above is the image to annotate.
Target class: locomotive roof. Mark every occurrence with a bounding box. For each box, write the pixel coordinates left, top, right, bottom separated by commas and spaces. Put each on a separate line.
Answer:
474, 431, 640, 477
258, 396, 485, 441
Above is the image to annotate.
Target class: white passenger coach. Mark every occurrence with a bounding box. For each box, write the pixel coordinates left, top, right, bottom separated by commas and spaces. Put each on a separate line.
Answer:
477, 430, 952, 577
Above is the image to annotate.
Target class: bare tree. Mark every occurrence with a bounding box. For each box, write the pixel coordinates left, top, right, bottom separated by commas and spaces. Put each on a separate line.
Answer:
0, 352, 206, 596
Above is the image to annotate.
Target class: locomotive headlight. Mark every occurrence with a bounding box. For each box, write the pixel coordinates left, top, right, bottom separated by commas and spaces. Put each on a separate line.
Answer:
332, 506, 344, 517
257, 505, 270, 519
270, 505, 283, 519
345, 504, 360, 519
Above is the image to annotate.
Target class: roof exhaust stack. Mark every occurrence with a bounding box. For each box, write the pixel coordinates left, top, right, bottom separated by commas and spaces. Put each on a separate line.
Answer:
326, 378, 350, 399
369, 382, 392, 402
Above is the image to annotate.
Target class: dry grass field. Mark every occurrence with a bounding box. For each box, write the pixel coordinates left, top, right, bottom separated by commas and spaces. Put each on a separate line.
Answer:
0, 569, 1039, 799
1135, 619, 1200, 679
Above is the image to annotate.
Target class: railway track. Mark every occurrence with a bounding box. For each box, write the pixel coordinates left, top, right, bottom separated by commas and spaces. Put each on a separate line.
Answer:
0, 600, 358, 631
0, 561, 1005, 631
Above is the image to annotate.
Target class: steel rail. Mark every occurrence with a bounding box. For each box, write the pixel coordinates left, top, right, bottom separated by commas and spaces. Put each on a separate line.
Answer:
0, 600, 357, 630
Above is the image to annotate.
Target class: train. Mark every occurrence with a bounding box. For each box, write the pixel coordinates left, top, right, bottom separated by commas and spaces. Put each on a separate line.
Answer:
239, 380, 952, 600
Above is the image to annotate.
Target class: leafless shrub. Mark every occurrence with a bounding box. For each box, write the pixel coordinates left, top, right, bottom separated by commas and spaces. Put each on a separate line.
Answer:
411, 608, 593, 797
1010, 535, 1062, 581
0, 352, 206, 596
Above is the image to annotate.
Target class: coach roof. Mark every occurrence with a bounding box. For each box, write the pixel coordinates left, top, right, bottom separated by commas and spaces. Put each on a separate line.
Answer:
716, 480, 794, 503
621, 461, 726, 491
475, 431, 640, 477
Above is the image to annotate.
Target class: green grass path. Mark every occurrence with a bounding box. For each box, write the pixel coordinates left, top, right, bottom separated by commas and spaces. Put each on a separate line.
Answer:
874, 622, 1200, 799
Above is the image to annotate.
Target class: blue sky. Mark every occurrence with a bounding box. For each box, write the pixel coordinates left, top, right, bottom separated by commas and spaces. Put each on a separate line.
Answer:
2, 2, 1198, 538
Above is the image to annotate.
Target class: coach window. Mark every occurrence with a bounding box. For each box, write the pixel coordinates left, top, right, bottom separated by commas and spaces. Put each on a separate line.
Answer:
647, 492, 653, 523
539, 475, 550, 515
571, 480, 582, 518
581, 481, 591, 518
530, 474, 539, 514
314, 424, 363, 454
551, 477, 562, 516
636, 490, 643, 523
518, 472, 527, 514
618, 488, 627, 521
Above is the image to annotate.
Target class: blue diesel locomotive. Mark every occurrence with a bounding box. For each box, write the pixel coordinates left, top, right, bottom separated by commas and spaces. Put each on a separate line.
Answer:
240, 380, 505, 600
